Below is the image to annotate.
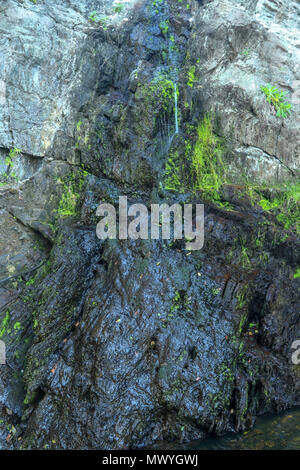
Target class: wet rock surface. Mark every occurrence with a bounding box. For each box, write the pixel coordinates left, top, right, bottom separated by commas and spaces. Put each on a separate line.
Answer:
0, 0, 299, 449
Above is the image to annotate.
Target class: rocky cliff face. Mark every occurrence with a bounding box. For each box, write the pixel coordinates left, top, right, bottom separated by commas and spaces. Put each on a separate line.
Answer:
0, 0, 299, 449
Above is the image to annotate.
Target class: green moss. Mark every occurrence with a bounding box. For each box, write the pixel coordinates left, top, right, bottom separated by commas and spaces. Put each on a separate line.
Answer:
136, 257, 149, 275
238, 312, 248, 335
170, 290, 181, 312
56, 169, 87, 218
191, 115, 226, 199
187, 65, 196, 88
236, 285, 248, 311
164, 149, 186, 193
5, 147, 21, 167
239, 237, 251, 268
216, 363, 235, 384
114, 3, 125, 13
164, 114, 228, 205
13, 321, 22, 331
294, 268, 300, 279
258, 182, 300, 234
164, 113, 300, 238
23, 389, 40, 406
138, 75, 176, 113
88, 11, 108, 29
0, 311, 11, 338
0, 147, 22, 185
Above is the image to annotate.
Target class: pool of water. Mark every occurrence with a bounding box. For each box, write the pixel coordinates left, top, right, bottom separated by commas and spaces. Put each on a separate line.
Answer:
157, 408, 300, 450
194, 409, 300, 450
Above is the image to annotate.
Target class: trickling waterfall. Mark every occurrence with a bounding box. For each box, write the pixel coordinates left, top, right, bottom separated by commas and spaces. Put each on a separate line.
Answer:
174, 82, 179, 134
151, 0, 180, 152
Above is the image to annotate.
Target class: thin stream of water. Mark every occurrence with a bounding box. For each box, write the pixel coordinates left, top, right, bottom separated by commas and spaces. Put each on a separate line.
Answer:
174, 82, 179, 134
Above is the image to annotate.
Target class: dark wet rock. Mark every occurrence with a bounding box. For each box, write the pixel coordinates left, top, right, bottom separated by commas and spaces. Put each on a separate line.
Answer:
7, 199, 298, 450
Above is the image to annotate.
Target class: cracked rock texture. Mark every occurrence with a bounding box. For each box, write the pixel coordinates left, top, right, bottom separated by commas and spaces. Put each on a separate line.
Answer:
0, 0, 299, 450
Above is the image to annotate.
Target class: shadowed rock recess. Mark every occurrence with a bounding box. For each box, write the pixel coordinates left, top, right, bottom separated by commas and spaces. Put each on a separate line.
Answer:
0, 0, 299, 450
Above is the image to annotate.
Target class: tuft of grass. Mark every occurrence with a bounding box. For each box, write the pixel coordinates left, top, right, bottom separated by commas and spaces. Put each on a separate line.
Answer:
164, 115, 228, 205
57, 188, 78, 217
294, 268, 300, 279
0, 147, 22, 186
190, 114, 225, 202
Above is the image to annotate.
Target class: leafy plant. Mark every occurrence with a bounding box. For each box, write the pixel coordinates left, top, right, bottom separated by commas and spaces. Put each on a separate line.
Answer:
261, 84, 292, 118
5, 147, 21, 167
164, 150, 185, 192
88, 11, 109, 30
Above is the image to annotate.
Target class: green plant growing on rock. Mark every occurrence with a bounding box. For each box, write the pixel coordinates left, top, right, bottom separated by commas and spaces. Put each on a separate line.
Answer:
190, 115, 226, 202
150, 76, 176, 112
187, 65, 196, 88
236, 285, 249, 311
57, 188, 78, 217
164, 150, 186, 193
5, 147, 21, 168
56, 169, 87, 218
14, 321, 22, 331
88, 11, 109, 30
294, 268, 300, 279
159, 20, 169, 36
164, 115, 228, 204
239, 237, 251, 268
0, 311, 11, 338
258, 182, 300, 234
0, 147, 21, 185
261, 84, 292, 118
89, 11, 99, 22
114, 3, 125, 13
170, 290, 181, 312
